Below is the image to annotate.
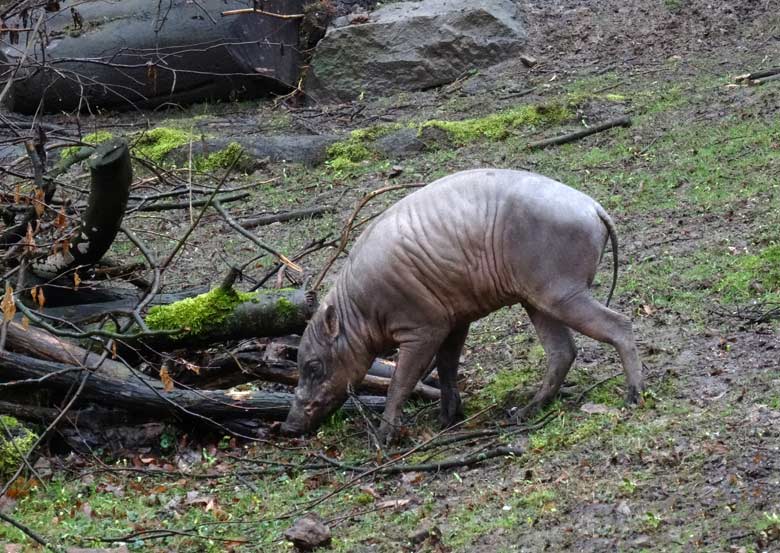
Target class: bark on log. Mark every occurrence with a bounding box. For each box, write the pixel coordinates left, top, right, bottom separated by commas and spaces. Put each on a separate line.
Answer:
527, 116, 632, 150
0, 0, 304, 114
0, 350, 385, 421
5, 321, 132, 380
32, 139, 132, 279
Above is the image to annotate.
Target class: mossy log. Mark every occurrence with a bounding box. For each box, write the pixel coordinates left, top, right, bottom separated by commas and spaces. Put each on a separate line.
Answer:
141, 287, 317, 350
0, 351, 385, 422
33, 139, 132, 279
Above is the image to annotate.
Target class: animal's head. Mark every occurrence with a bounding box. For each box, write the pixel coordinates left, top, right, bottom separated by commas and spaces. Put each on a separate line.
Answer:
280, 304, 356, 436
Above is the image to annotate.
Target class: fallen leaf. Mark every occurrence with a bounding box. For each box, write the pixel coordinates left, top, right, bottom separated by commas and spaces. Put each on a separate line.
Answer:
160, 366, 174, 392
580, 403, 620, 415
73, 272, 81, 290
376, 498, 412, 509
1, 283, 16, 322
21, 316, 29, 330
401, 472, 424, 486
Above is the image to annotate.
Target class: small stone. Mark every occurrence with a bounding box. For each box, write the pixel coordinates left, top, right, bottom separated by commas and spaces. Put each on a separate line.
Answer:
616, 500, 631, 517
409, 522, 441, 545
284, 513, 332, 551
520, 54, 538, 67
388, 165, 404, 178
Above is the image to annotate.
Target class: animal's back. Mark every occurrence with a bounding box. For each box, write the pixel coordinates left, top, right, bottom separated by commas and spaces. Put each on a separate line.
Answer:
339, 169, 608, 332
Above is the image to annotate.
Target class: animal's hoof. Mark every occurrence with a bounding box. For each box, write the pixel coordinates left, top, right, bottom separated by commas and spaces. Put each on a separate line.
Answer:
511, 403, 540, 424
625, 385, 644, 406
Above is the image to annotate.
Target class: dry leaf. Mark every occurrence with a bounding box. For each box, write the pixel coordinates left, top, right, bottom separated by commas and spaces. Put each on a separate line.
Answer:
580, 403, 620, 415
73, 272, 81, 290
160, 366, 174, 392
23, 223, 36, 252
36, 287, 46, 309
13, 183, 21, 204
1, 283, 16, 322
62, 240, 71, 256
55, 209, 67, 229
21, 316, 29, 330
33, 188, 45, 217
111, 341, 117, 359
376, 498, 412, 509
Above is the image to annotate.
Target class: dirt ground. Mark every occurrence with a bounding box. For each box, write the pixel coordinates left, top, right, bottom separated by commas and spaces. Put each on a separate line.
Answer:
1, 0, 780, 551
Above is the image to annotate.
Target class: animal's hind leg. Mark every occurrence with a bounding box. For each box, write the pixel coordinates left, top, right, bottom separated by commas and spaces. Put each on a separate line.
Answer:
542, 291, 644, 404
515, 304, 577, 420
437, 324, 469, 429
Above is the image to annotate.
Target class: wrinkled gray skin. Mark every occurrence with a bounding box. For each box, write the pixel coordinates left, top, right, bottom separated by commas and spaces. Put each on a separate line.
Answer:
282, 169, 644, 441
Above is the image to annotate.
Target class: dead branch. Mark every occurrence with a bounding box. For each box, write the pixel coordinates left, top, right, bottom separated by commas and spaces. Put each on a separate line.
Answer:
735, 67, 780, 84
221, 8, 305, 19
133, 192, 249, 212
527, 116, 632, 150
241, 206, 334, 229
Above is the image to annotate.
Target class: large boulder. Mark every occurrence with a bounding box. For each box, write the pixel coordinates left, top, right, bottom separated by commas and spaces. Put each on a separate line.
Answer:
306, 0, 527, 102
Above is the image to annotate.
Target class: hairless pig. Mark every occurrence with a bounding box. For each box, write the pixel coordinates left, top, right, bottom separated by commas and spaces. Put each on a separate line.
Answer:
282, 169, 644, 442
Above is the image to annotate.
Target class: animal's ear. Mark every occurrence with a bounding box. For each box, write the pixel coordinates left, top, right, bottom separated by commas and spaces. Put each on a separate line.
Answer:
323, 304, 340, 339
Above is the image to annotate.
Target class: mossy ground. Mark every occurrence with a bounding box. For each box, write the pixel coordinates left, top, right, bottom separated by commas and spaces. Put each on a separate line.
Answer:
4, 3, 780, 551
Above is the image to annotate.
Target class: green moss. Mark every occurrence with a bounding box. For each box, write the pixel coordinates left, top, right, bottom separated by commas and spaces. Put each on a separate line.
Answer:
325, 124, 400, 172
193, 141, 244, 172
421, 103, 571, 144
60, 130, 114, 160
146, 287, 256, 335
132, 127, 195, 163
0, 416, 38, 477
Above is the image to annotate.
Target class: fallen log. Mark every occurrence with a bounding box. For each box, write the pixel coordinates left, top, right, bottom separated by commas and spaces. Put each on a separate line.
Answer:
527, 116, 632, 150
5, 321, 132, 380
141, 287, 317, 350
0, 0, 304, 114
32, 139, 132, 279
0, 350, 385, 422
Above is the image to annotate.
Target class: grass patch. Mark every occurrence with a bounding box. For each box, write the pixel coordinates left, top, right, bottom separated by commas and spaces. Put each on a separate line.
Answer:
528, 407, 616, 452
717, 244, 780, 302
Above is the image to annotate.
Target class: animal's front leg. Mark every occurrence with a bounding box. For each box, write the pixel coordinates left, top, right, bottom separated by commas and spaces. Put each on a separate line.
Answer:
378, 335, 444, 444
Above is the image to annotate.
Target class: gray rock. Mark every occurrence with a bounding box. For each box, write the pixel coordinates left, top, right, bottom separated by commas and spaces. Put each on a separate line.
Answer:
307, 0, 527, 101
373, 127, 426, 157
284, 513, 332, 550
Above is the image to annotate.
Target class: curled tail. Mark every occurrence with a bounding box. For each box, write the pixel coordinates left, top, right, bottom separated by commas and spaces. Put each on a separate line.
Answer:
595, 205, 619, 307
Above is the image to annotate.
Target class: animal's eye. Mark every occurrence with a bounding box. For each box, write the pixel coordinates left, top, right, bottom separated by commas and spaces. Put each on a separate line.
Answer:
305, 360, 324, 377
